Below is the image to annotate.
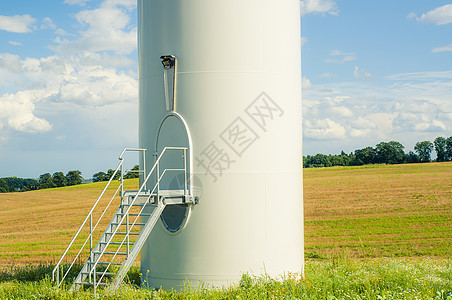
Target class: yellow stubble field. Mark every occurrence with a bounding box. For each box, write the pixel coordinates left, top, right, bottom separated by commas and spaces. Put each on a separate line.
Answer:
0, 162, 451, 267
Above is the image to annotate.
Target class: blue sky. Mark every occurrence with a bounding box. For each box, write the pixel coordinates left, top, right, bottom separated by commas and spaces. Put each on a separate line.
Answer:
0, 0, 451, 178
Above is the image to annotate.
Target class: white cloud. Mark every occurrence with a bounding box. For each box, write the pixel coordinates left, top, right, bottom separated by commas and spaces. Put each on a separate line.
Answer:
0, 91, 52, 133
351, 117, 377, 130
64, 0, 90, 6
0, 0, 139, 142
300, 0, 339, 16
40, 17, 57, 30
8, 41, 22, 46
301, 37, 308, 47
325, 50, 356, 64
350, 128, 371, 138
302, 77, 312, 89
387, 71, 452, 81
329, 106, 353, 117
413, 120, 447, 132
433, 44, 452, 53
330, 50, 353, 56
51, 1, 137, 55
354, 66, 372, 79
57, 66, 137, 105
415, 4, 452, 25
0, 15, 36, 33
304, 119, 346, 140
320, 72, 338, 78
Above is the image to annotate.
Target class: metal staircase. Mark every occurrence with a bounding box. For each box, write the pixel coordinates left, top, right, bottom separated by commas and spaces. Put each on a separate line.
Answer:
52, 147, 194, 292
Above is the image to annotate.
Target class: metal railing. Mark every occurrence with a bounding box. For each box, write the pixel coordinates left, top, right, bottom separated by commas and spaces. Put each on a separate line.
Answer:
52, 147, 189, 288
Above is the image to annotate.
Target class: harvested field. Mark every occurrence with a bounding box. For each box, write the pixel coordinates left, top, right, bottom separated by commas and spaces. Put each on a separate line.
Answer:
0, 162, 450, 266
304, 162, 452, 258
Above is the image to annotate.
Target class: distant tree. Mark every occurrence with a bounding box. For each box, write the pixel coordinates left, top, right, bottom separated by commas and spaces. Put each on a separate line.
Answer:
22, 178, 38, 191
355, 147, 377, 165
38, 173, 55, 189
304, 154, 332, 168
375, 141, 405, 164
434, 137, 447, 162
106, 169, 120, 181
349, 154, 364, 166
66, 170, 83, 186
405, 151, 419, 164
0, 178, 9, 193
3, 177, 37, 192
329, 155, 345, 166
124, 165, 140, 179
93, 171, 108, 182
414, 141, 434, 163
446, 137, 452, 161
52, 172, 67, 187
3, 177, 21, 191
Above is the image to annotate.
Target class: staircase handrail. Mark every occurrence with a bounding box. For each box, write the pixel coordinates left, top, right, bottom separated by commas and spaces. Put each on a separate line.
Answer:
52, 148, 147, 286
85, 147, 188, 286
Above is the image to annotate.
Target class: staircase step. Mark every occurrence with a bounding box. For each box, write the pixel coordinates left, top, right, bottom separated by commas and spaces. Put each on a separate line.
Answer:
81, 271, 115, 276
94, 251, 129, 256
115, 232, 140, 236
87, 261, 122, 266
111, 222, 146, 226
120, 204, 148, 207
128, 213, 152, 217
99, 241, 135, 246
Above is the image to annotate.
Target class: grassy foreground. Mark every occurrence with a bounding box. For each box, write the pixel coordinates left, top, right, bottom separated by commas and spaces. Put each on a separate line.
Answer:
0, 258, 451, 299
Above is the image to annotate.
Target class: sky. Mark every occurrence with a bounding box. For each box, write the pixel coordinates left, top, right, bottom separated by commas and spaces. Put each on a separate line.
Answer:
0, 0, 451, 178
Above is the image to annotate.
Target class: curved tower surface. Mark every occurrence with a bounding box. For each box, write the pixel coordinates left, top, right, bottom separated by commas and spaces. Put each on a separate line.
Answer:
138, 0, 303, 289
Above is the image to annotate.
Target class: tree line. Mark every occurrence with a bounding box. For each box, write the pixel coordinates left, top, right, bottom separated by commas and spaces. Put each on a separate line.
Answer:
0, 170, 83, 193
92, 165, 139, 182
303, 136, 452, 168
0, 165, 141, 194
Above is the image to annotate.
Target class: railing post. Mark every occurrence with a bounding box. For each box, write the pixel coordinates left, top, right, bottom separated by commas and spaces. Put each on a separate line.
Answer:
142, 150, 146, 190
90, 213, 93, 255
183, 149, 187, 195
127, 209, 130, 255
120, 158, 124, 203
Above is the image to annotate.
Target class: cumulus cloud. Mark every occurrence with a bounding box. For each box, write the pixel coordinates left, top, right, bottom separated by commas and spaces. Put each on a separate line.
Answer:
0, 91, 52, 133
0, 15, 36, 33
304, 119, 346, 140
51, 0, 137, 55
353, 66, 372, 79
300, 0, 339, 16
414, 4, 452, 25
0, 0, 138, 139
40, 17, 57, 30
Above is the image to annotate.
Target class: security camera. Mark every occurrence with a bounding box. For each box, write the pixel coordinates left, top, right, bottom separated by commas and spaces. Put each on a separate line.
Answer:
160, 55, 176, 70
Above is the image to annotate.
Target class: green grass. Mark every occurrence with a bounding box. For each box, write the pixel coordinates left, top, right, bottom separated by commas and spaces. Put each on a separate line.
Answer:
1, 258, 451, 299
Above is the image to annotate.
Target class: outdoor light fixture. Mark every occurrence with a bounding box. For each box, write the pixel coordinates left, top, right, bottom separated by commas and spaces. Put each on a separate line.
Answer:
160, 55, 177, 111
